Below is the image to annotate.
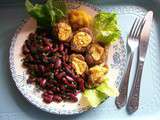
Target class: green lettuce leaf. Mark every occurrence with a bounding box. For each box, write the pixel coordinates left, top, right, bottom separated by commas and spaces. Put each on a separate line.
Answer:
46, 0, 67, 15
96, 77, 119, 97
83, 89, 107, 107
45, 0, 67, 25
25, 0, 50, 27
25, 0, 67, 27
93, 12, 121, 44
83, 77, 119, 107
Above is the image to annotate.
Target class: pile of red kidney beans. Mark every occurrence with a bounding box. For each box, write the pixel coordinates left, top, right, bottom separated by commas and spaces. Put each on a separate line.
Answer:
22, 29, 85, 104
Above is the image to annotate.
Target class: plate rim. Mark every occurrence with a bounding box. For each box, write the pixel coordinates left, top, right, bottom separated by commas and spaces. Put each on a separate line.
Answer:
9, 0, 127, 115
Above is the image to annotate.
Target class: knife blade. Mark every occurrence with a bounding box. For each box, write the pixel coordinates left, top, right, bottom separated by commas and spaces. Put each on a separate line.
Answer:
139, 11, 153, 61
126, 11, 153, 114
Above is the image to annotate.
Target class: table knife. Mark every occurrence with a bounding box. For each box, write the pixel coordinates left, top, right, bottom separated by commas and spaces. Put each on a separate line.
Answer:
126, 11, 153, 114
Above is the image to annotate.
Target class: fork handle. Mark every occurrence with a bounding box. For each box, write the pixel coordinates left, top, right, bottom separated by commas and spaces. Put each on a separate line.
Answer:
115, 52, 134, 109
126, 60, 144, 113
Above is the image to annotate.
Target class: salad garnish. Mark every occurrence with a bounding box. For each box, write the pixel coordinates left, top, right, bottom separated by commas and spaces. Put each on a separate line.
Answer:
25, 0, 67, 27
93, 12, 121, 44
84, 77, 119, 107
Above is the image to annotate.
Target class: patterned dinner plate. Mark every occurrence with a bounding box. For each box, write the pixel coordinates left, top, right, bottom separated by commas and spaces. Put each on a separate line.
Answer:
9, 1, 127, 115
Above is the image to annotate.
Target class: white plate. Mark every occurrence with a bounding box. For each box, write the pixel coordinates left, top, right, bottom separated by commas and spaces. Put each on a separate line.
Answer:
9, 1, 127, 115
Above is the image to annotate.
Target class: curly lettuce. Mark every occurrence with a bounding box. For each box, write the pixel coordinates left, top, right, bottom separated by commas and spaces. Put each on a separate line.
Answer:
93, 12, 121, 44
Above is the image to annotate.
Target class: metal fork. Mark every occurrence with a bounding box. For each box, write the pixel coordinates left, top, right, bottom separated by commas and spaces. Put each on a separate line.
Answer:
115, 18, 145, 109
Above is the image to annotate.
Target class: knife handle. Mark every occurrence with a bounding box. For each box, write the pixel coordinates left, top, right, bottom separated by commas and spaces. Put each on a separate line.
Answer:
127, 60, 144, 113
115, 52, 134, 109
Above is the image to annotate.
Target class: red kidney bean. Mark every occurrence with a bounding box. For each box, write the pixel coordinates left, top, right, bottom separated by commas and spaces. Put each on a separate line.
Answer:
23, 45, 30, 54
75, 91, 81, 95
64, 67, 75, 77
68, 93, 78, 102
47, 90, 53, 95
65, 55, 69, 62
23, 61, 29, 67
48, 80, 57, 85
30, 46, 37, 54
54, 68, 60, 74
62, 55, 69, 62
49, 63, 54, 69
27, 78, 36, 84
60, 85, 66, 91
60, 90, 64, 95
44, 46, 50, 52
53, 95, 62, 102
56, 72, 66, 80
32, 65, 38, 72
62, 77, 67, 83
59, 43, 64, 51
64, 48, 68, 54
42, 91, 48, 97
62, 77, 76, 89
69, 84, 77, 89
63, 62, 72, 69
43, 38, 52, 47
28, 33, 35, 39
55, 58, 62, 69
52, 88, 57, 93
61, 51, 65, 55
40, 79, 46, 88
28, 55, 35, 62
43, 56, 48, 63
50, 56, 57, 63
25, 40, 32, 48
51, 48, 58, 53
62, 56, 66, 62
65, 89, 73, 93
66, 75, 74, 82
56, 87, 60, 92
43, 95, 53, 103
39, 65, 45, 73
55, 53, 62, 58
61, 95, 67, 99
46, 83, 54, 89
